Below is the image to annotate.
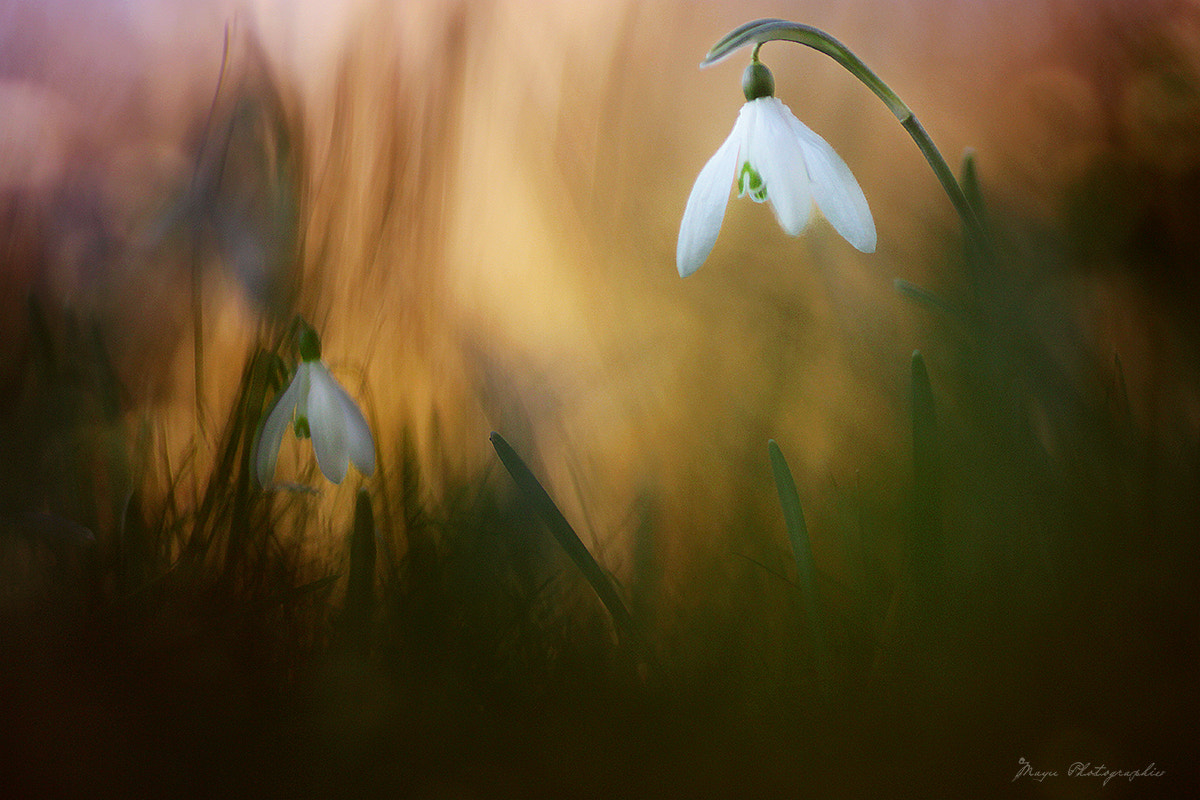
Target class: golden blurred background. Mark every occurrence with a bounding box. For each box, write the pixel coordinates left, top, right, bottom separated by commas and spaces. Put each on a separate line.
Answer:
6, 0, 1198, 566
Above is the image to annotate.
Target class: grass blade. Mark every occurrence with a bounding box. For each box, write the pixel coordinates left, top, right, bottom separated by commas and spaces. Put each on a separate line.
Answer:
960, 148, 992, 277
342, 488, 377, 654
768, 439, 832, 702
910, 351, 943, 606
489, 432, 637, 647
893, 278, 963, 323
960, 148, 989, 235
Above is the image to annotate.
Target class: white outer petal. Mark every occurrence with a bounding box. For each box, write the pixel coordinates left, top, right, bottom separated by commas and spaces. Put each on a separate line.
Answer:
749, 97, 813, 237
788, 110, 877, 253
677, 121, 742, 277
333, 376, 375, 477
294, 361, 311, 421
254, 366, 304, 487
307, 362, 350, 484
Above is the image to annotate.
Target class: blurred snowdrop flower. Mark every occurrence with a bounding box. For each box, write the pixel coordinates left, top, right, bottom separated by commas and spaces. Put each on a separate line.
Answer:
254, 324, 375, 486
677, 61, 875, 277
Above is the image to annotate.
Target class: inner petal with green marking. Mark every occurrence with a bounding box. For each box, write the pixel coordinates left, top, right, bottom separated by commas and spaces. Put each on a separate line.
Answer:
738, 161, 768, 202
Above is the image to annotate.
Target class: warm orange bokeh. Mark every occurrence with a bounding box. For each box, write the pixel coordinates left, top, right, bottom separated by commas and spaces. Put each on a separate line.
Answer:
3, 0, 1199, 581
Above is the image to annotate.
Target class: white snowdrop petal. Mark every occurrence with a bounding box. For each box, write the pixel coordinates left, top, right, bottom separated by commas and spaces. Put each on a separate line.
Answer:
677, 123, 741, 277
253, 366, 304, 487
294, 362, 311, 421
334, 379, 375, 477
750, 97, 813, 237
789, 113, 877, 253
307, 363, 350, 484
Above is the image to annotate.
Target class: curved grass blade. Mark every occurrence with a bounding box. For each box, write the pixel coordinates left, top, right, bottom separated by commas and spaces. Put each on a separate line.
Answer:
768, 439, 832, 702
489, 432, 636, 646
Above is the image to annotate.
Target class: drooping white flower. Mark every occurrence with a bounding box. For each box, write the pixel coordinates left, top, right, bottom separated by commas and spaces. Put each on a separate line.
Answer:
677, 61, 876, 278
254, 327, 375, 487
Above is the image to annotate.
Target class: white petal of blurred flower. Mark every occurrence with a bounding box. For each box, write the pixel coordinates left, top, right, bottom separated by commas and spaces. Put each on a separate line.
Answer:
677, 95, 875, 278
254, 360, 375, 486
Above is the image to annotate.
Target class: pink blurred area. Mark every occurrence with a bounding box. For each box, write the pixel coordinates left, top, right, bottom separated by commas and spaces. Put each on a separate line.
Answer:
2, 0, 1198, 573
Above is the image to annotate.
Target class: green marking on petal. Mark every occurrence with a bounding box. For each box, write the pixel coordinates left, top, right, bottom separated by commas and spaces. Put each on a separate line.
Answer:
294, 416, 311, 439
738, 162, 768, 202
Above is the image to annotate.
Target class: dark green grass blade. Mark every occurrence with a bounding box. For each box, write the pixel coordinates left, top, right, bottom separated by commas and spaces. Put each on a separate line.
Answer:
768, 439, 832, 702
893, 278, 964, 323
960, 148, 992, 287
489, 432, 636, 645
343, 488, 377, 654
910, 351, 943, 605
960, 148, 989, 235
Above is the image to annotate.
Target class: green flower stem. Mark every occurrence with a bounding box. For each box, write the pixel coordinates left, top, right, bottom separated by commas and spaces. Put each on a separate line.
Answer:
704, 19, 990, 270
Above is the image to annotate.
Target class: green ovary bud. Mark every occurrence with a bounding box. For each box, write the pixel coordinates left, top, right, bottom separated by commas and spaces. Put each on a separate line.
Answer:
297, 320, 321, 362
742, 61, 775, 101
738, 162, 768, 202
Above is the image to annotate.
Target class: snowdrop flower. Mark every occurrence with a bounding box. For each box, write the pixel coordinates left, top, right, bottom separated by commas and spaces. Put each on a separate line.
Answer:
254, 324, 375, 486
677, 60, 876, 277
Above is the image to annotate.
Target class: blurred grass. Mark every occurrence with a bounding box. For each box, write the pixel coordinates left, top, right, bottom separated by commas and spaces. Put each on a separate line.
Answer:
907, 350, 942, 613
767, 438, 832, 704
2, 162, 1197, 800
3, 291, 1194, 798
489, 431, 640, 659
